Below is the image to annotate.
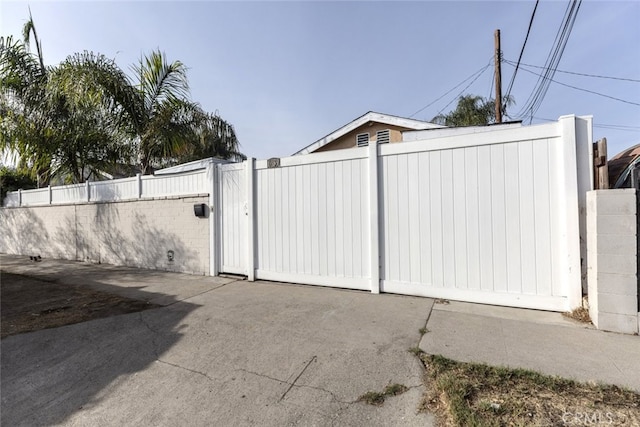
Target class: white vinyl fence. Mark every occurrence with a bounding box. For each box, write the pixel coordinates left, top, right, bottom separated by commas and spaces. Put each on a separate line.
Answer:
216, 115, 591, 311
3, 115, 592, 312
3, 170, 209, 207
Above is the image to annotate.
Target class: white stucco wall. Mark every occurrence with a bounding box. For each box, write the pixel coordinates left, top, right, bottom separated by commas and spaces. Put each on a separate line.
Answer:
0, 195, 210, 275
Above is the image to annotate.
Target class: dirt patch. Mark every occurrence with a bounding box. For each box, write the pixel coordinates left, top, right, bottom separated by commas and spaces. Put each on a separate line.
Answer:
419, 354, 640, 426
1, 271, 159, 338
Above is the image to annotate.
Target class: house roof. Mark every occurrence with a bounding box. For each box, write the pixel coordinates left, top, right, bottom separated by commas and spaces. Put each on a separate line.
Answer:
292, 111, 445, 156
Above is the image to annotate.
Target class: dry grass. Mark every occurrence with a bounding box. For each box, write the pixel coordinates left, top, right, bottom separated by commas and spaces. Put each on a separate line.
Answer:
562, 306, 592, 324
420, 354, 640, 426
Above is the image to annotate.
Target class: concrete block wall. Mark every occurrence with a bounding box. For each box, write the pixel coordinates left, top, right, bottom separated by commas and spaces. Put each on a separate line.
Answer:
0, 205, 77, 259
0, 195, 210, 275
587, 189, 638, 334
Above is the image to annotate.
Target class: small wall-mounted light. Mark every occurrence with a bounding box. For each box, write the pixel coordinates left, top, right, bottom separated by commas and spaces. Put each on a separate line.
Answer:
194, 203, 206, 218
167, 250, 175, 262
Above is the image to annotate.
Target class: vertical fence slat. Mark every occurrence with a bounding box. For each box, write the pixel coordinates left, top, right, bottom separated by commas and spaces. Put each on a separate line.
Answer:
369, 140, 380, 293
246, 158, 255, 281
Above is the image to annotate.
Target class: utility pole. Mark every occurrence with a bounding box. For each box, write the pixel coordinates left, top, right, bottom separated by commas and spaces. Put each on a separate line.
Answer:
494, 29, 503, 123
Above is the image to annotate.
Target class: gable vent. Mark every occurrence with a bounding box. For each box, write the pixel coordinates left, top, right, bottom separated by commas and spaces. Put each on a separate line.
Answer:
376, 129, 391, 144
356, 133, 370, 147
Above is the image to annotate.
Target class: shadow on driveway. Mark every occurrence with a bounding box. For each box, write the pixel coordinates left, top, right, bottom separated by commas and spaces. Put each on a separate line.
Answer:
1, 255, 435, 426
0, 256, 207, 426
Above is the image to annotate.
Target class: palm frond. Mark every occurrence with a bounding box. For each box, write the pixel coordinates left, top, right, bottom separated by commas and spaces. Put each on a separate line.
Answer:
132, 50, 189, 116
21, 9, 45, 72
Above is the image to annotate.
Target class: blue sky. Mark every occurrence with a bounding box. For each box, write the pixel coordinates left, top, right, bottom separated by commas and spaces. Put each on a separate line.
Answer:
1, 1, 639, 159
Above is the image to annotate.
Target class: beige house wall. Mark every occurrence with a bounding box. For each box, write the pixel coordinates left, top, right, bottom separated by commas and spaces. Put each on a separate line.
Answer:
0, 195, 210, 275
315, 123, 407, 153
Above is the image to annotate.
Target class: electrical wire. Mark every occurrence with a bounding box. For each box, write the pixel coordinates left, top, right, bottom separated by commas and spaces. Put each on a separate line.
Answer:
533, 116, 640, 132
409, 62, 492, 118
505, 60, 640, 83
507, 63, 640, 106
593, 124, 640, 132
434, 64, 492, 117
519, 0, 577, 116
515, 0, 582, 120
529, 0, 582, 116
505, 0, 540, 102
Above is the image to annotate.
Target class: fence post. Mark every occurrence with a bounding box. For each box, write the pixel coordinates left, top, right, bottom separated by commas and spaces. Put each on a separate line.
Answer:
18, 189, 22, 207
369, 140, 380, 294
137, 173, 142, 198
48, 185, 52, 204
593, 138, 608, 189
207, 163, 219, 277
246, 158, 256, 281
85, 181, 90, 203
559, 115, 583, 309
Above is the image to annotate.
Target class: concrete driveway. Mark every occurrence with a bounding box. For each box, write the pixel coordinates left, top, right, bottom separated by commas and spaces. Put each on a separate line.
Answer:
1, 256, 435, 426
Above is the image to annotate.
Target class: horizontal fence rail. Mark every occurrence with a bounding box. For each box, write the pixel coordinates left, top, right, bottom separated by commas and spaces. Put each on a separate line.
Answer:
3, 170, 209, 207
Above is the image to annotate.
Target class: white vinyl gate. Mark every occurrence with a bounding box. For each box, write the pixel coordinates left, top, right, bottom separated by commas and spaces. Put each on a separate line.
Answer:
216, 116, 592, 311
218, 163, 247, 275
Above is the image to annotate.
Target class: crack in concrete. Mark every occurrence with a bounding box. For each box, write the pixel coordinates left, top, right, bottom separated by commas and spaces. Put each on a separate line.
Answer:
294, 383, 358, 405
416, 299, 435, 353
156, 359, 216, 382
237, 368, 290, 385
138, 312, 160, 359
279, 356, 317, 402
164, 279, 242, 307
137, 311, 217, 383
237, 366, 356, 405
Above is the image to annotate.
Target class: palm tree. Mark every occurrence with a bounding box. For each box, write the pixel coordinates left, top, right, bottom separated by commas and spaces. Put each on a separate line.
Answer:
0, 15, 52, 186
1, 15, 127, 185
57, 50, 242, 174
432, 95, 514, 127
3, 14, 242, 180
186, 112, 246, 163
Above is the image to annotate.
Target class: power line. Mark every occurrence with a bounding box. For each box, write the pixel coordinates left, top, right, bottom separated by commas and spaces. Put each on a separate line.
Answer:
504, 59, 640, 83
487, 71, 494, 101
505, 0, 539, 101
435, 64, 492, 116
516, 0, 582, 120
593, 124, 640, 132
533, 116, 640, 132
409, 63, 491, 118
508, 63, 640, 106
409, 62, 491, 118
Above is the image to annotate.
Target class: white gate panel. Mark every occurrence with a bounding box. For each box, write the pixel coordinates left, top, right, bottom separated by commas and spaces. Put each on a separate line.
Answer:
379, 132, 573, 311
253, 153, 370, 290
211, 116, 587, 312
219, 163, 247, 275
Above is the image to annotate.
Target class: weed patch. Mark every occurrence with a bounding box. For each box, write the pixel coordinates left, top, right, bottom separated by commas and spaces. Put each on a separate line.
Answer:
408, 346, 424, 356
419, 354, 640, 426
359, 383, 409, 406
563, 306, 592, 324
